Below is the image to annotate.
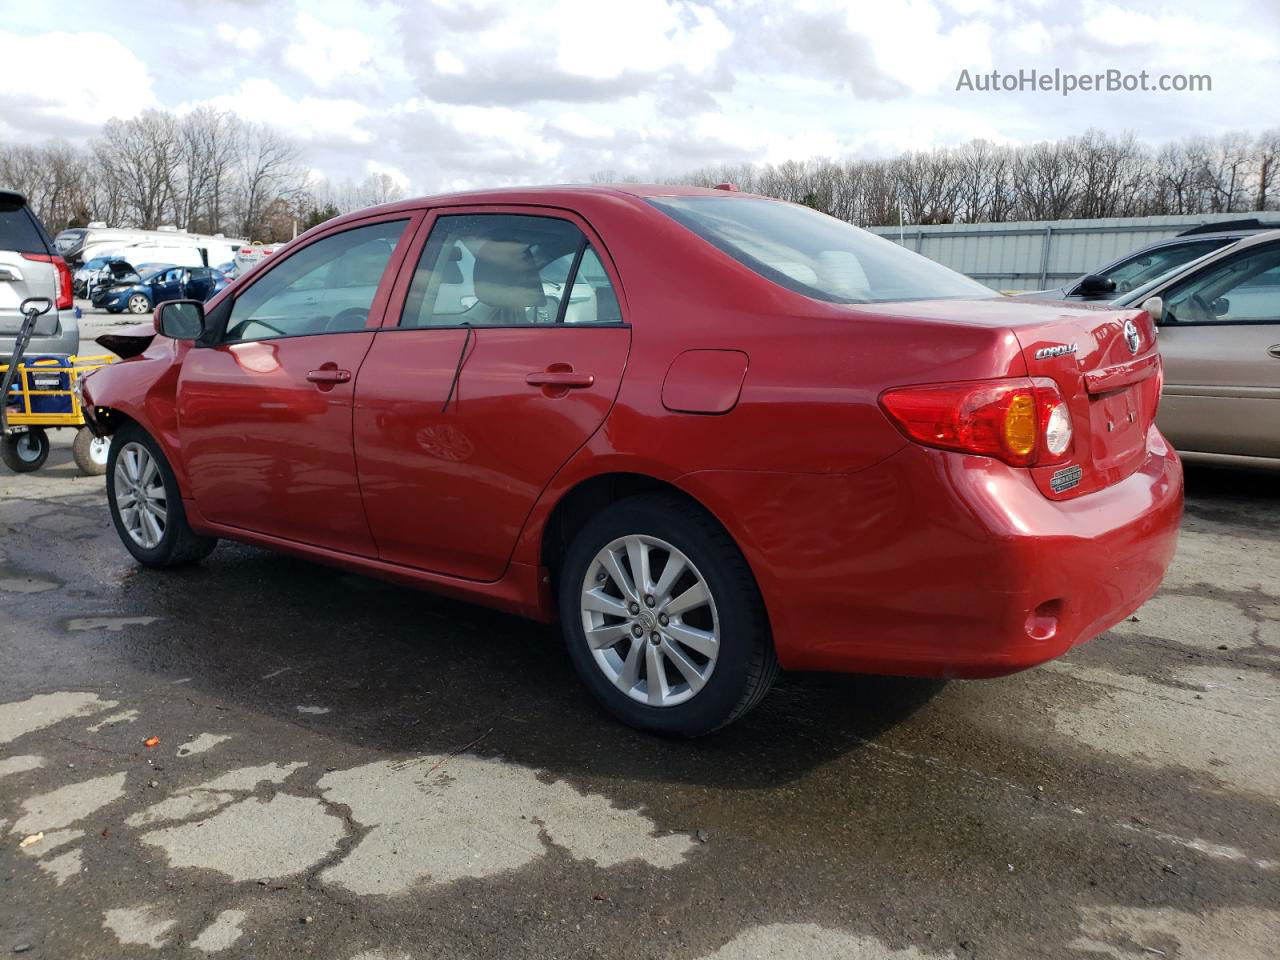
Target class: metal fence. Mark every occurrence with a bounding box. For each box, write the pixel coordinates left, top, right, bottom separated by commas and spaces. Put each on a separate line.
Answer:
867, 211, 1275, 292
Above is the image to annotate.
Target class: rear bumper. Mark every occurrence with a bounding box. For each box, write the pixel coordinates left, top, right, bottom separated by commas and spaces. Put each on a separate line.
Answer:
0, 310, 79, 360
680, 426, 1183, 678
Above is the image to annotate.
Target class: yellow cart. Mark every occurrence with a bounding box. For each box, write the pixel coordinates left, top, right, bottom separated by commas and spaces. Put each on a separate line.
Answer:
1, 352, 117, 475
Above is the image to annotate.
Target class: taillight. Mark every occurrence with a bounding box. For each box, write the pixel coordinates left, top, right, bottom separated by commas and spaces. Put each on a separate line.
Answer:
879, 377, 1073, 468
22, 253, 74, 309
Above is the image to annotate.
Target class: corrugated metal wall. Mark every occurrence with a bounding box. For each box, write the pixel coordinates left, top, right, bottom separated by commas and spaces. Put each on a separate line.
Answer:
868, 211, 1275, 291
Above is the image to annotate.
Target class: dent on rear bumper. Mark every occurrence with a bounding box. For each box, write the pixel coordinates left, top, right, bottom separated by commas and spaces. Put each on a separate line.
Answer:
681, 428, 1183, 678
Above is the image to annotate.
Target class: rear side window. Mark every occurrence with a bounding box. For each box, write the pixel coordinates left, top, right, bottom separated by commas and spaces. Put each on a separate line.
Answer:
400, 213, 622, 327
647, 196, 989, 304
0, 198, 49, 255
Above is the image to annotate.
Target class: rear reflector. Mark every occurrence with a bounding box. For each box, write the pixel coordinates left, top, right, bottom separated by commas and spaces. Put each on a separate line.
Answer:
879, 377, 1073, 468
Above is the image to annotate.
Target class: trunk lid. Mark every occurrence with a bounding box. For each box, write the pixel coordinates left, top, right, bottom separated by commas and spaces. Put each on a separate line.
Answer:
1011, 302, 1160, 499
858, 297, 1162, 498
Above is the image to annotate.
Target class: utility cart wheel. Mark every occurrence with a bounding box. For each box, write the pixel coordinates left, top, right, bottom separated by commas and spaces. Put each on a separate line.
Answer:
1, 428, 50, 473
72, 426, 110, 476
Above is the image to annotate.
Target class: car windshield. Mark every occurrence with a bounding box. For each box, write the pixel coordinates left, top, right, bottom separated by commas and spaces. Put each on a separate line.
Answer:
1098, 238, 1233, 294
1115, 246, 1231, 306
647, 196, 991, 304
141, 270, 167, 283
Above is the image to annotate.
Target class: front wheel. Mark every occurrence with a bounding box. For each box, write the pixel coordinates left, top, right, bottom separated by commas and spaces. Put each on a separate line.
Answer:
558, 494, 778, 736
106, 424, 217, 567
127, 293, 151, 315
1, 429, 50, 473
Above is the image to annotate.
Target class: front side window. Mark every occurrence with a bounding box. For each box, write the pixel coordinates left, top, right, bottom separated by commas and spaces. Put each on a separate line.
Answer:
647, 196, 990, 304
223, 219, 407, 342
400, 213, 621, 327
1163, 244, 1280, 324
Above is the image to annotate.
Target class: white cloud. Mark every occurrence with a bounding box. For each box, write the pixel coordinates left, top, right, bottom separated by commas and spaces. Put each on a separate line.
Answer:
282, 12, 382, 92
184, 79, 375, 145
0, 30, 156, 137
215, 23, 264, 53
4, 1, 1279, 193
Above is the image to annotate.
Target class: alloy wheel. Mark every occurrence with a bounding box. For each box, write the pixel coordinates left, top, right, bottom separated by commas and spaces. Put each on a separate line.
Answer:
113, 441, 167, 549
128, 294, 150, 314
580, 535, 720, 707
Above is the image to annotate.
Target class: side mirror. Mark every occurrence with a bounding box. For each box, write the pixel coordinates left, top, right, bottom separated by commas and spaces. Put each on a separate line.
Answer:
155, 299, 206, 340
1140, 295, 1164, 323
1078, 274, 1117, 296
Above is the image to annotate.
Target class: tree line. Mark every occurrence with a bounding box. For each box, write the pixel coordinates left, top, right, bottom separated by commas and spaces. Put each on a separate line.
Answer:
6, 116, 1278, 239
0, 108, 405, 243
675, 130, 1280, 225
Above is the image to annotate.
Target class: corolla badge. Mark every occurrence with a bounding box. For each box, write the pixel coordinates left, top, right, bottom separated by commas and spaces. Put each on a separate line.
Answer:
1034, 343, 1078, 360
1123, 319, 1141, 354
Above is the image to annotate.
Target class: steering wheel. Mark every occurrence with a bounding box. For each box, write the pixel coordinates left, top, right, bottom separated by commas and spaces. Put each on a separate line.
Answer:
327, 307, 369, 332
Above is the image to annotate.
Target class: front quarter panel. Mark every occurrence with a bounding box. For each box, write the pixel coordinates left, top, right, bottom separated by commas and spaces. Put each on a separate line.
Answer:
82, 336, 189, 487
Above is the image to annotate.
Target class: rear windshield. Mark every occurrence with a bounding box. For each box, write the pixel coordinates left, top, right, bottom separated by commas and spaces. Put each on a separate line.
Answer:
647, 196, 990, 304
0, 199, 50, 255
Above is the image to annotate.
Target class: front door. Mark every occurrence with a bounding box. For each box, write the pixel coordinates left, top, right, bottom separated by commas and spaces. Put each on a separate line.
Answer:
1155, 241, 1280, 459
354, 209, 631, 581
177, 215, 416, 555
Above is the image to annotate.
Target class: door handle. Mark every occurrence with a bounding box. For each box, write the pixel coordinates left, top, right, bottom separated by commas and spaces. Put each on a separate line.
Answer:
1268, 345, 1280, 359
526, 371, 594, 388
306, 368, 352, 384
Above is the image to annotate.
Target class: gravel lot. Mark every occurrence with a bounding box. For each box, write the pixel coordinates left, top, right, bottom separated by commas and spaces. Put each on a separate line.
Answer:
1, 316, 1277, 958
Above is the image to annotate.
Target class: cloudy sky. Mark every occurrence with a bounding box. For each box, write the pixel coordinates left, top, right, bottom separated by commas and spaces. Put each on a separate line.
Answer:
4, 0, 1278, 193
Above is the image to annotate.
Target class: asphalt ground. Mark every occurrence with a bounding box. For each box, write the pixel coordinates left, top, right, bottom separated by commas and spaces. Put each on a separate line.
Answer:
0, 306, 1276, 958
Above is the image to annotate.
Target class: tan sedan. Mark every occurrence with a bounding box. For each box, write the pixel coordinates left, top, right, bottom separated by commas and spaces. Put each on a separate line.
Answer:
1116, 230, 1280, 470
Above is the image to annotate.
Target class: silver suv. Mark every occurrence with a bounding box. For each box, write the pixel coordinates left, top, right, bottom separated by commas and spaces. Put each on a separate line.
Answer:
1, 189, 78, 360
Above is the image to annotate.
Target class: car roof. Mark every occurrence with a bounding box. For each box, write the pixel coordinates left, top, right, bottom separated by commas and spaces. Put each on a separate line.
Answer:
307, 183, 759, 233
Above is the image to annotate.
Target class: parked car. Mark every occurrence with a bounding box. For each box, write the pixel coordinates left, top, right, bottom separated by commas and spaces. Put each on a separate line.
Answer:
93, 265, 229, 314
81, 185, 1182, 735
1112, 229, 1280, 469
74, 256, 137, 298
1021, 218, 1280, 301
1, 189, 76, 360
133, 262, 177, 279
214, 260, 238, 280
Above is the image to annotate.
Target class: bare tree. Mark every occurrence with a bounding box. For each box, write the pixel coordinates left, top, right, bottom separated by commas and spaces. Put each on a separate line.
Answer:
233, 122, 304, 238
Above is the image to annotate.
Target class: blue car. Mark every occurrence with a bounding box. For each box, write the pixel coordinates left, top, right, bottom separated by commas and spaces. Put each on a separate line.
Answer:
92, 265, 230, 314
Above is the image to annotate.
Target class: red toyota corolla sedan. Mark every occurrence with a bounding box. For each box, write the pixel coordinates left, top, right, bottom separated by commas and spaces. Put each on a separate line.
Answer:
81, 185, 1183, 735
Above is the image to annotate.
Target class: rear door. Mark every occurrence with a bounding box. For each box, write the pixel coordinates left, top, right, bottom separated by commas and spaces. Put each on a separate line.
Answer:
1154, 241, 1280, 459
353, 207, 631, 581
177, 214, 419, 555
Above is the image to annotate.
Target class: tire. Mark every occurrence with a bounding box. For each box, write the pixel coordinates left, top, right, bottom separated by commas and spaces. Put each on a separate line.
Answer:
72, 426, 110, 476
1, 429, 50, 473
558, 493, 778, 736
106, 423, 217, 567
127, 293, 151, 315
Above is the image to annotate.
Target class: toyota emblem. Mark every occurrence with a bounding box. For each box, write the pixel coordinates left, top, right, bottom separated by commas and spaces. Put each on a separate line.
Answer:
1123, 319, 1141, 354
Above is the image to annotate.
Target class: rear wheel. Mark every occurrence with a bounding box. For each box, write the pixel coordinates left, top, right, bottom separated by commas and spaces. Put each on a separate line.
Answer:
106, 424, 217, 567
1, 429, 50, 473
72, 426, 110, 476
558, 493, 778, 736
